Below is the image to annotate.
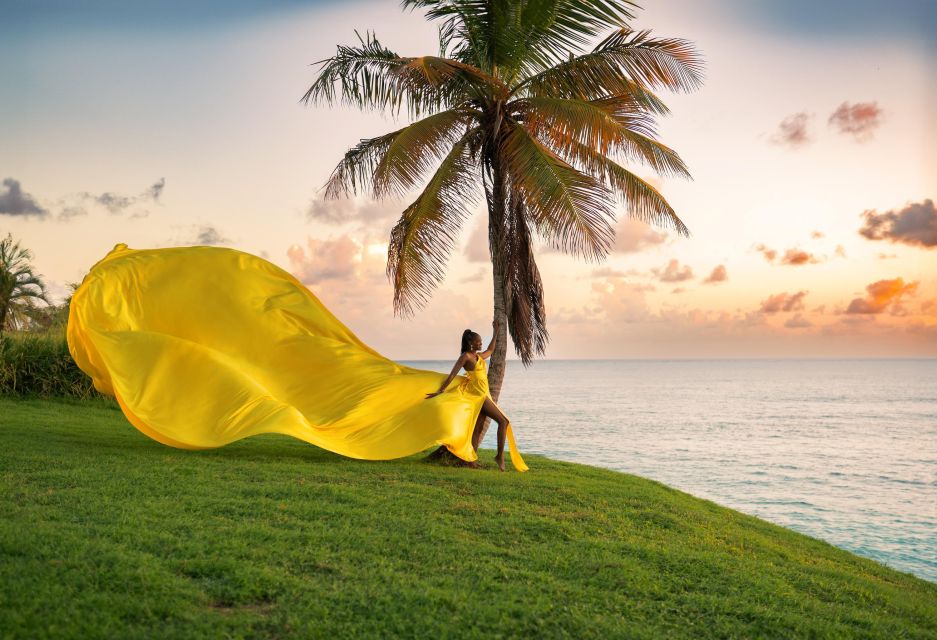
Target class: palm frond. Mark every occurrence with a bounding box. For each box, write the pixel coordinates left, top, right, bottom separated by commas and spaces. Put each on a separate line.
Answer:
513, 0, 639, 73
500, 123, 615, 260
301, 30, 502, 118
372, 110, 476, 198
518, 96, 692, 179
593, 27, 705, 93
322, 129, 402, 199
505, 192, 548, 365
407, 0, 641, 81
322, 114, 477, 200
386, 135, 481, 315
553, 136, 690, 236
517, 26, 703, 99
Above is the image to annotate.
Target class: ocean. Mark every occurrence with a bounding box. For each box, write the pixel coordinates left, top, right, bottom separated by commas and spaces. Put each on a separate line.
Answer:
405, 358, 937, 583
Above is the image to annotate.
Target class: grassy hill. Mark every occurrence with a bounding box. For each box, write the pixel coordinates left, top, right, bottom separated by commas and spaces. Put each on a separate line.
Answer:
1, 397, 934, 639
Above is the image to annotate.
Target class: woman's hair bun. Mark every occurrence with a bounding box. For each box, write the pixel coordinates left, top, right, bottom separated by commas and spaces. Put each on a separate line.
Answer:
460, 329, 476, 353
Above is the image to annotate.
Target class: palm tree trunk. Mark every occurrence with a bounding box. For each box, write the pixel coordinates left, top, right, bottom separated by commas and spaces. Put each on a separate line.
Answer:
475, 151, 510, 446
425, 150, 510, 462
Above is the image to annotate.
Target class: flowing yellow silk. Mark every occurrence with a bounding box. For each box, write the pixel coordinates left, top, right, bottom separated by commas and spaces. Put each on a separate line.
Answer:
66, 243, 529, 472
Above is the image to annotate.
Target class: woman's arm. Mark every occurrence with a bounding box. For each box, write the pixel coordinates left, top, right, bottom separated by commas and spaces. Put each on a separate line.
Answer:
480, 320, 498, 359
425, 353, 467, 399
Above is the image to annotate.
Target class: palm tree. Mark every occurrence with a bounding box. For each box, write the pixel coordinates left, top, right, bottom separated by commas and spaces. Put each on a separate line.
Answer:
302, 0, 703, 446
0, 233, 50, 333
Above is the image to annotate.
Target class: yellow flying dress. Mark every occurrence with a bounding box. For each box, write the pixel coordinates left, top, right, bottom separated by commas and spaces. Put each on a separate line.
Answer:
66, 243, 529, 472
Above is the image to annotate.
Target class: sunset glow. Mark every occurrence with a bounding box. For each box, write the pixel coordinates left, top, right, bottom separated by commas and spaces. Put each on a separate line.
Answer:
2, 0, 934, 358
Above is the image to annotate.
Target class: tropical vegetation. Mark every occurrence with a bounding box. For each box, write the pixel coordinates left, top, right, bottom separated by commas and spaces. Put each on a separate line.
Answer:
0, 232, 52, 333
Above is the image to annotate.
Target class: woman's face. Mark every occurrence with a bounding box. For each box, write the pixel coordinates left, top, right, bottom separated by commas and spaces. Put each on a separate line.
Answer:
472, 334, 482, 350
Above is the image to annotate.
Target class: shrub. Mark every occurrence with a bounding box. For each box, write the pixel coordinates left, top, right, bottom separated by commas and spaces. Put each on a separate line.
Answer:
0, 329, 113, 402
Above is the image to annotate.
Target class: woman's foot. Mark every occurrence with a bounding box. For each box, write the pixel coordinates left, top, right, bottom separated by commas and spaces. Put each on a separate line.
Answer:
494, 453, 505, 472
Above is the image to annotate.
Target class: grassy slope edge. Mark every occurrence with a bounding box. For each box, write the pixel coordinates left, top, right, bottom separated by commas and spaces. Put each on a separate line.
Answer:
1, 397, 934, 639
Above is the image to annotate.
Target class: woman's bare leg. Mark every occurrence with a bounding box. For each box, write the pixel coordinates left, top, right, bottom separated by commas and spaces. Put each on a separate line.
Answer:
481, 397, 509, 471
470, 411, 486, 452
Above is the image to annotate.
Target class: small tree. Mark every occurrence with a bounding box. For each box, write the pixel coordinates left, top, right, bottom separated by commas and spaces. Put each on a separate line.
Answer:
304, 0, 703, 449
0, 233, 50, 333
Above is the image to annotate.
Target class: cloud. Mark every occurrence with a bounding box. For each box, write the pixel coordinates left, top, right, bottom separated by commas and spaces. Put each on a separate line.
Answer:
652, 259, 693, 283
193, 225, 230, 246
754, 243, 777, 262
702, 264, 727, 284
770, 112, 812, 148
845, 278, 918, 314
754, 243, 823, 265
169, 223, 231, 246
58, 205, 88, 220
779, 248, 821, 265
537, 213, 669, 259
590, 277, 655, 323
827, 101, 884, 141
759, 291, 808, 313
78, 177, 165, 217
146, 178, 166, 201
784, 314, 814, 329
287, 235, 361, 284
858, 199, 937, 249
306, 197, 397, 225
613, 218, 669, 253
0, 178, 48, 217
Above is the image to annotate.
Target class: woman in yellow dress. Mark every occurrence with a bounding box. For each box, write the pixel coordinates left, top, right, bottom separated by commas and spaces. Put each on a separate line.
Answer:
66, 243, 529, 472
425, 326, 514, 472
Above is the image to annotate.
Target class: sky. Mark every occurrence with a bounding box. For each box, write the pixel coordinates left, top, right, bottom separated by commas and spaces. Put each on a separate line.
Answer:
2, 0, 935, 359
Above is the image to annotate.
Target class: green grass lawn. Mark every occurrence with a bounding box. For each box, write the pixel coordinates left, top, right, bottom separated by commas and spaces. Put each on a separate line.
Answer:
1, 397, 935, 639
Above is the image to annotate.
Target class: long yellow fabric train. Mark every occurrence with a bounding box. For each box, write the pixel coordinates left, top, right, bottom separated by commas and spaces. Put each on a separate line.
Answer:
66, 243, 529, 472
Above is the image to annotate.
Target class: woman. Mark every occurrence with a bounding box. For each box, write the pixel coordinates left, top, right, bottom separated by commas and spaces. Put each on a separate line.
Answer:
425, 322, 514, 472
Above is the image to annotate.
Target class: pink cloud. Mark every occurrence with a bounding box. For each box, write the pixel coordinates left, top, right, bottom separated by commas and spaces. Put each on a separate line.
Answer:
845, 278, 918, 314
652, 259, 694, 283
759, 291, 808, 314
754, 243, 777, 262
288, 235, 360, 284
755, 243, 823, 265
770, 112, 812, 148
828, 101, 884, 141
702, 264, 727, 284
784, 314, 814, 329
779, 248, 821, 265
613, 218, 669, 253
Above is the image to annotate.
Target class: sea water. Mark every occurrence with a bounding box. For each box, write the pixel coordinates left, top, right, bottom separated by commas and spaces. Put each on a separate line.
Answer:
405, 358, 937, 583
